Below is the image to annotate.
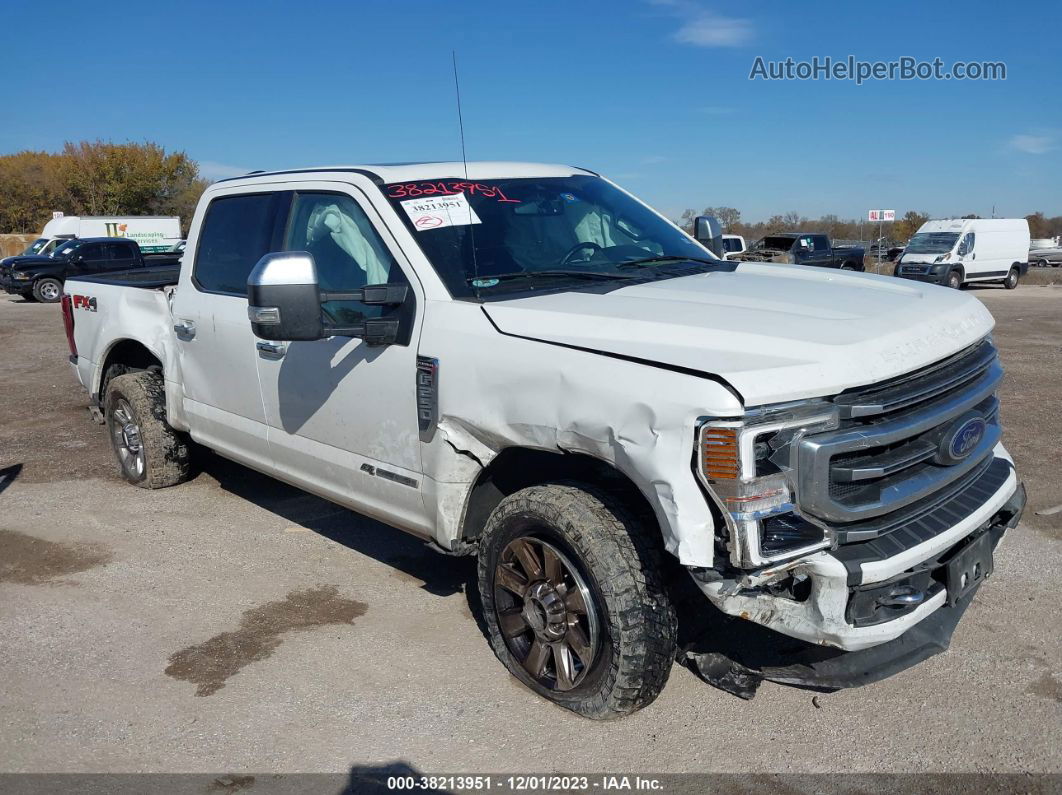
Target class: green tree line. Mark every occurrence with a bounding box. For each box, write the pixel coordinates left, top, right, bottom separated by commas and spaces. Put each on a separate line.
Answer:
0, 141, 208, 235
680, 207, 1062, 245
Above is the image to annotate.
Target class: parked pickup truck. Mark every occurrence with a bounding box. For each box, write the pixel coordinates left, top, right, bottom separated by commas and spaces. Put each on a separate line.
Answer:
61, 163, 1025, 718
730, 232, 865, 271
1, 237, 180, 303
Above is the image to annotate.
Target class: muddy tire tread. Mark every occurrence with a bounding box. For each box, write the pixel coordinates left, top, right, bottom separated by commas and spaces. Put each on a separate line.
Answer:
478, 482, 677, 719
105, 370, 190, 489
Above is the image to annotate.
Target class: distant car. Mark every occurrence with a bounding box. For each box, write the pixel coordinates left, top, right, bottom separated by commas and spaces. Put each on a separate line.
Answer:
0, 237, 179, 302
1028, 242, 1062, 267
720, 234, 746, 259
730, 233, 865, 270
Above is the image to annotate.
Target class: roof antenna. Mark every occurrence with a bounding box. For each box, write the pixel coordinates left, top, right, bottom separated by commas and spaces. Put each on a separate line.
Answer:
452, 50, 480, 284
452, 50, 470, 182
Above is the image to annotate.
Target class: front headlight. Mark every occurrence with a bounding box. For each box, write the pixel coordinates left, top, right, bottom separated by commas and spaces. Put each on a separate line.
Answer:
12, 271, 31, 279
696, 401, 839, 567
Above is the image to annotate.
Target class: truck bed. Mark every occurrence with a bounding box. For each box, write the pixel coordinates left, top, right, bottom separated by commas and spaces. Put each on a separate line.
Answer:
67, 263, 181, 290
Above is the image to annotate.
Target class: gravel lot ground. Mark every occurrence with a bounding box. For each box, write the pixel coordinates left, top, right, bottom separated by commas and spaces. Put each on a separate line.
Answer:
0, 284, 1059, 777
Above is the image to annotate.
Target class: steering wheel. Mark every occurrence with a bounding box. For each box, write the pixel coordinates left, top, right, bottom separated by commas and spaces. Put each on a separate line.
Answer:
560, 241, 602, 266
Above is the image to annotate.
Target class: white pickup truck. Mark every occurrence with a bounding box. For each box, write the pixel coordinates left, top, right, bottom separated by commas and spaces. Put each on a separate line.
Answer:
61, 163, 1025, 718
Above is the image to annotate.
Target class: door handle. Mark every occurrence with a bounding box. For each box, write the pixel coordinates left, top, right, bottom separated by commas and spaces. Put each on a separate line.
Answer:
173, 320, 196, 338
256, 341, 286, 359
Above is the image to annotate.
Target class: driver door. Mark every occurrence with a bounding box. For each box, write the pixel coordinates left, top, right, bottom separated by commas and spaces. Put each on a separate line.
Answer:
254, 184, 432, 537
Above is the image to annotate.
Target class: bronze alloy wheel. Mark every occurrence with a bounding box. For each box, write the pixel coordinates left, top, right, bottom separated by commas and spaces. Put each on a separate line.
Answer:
493, 536, 600, 692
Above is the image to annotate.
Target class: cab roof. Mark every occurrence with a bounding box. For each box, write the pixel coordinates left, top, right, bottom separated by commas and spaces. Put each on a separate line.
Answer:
215, 161, 597, 186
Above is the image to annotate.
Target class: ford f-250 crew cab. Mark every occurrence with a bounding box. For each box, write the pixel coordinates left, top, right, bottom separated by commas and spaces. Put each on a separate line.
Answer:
61, 163, 1025, 718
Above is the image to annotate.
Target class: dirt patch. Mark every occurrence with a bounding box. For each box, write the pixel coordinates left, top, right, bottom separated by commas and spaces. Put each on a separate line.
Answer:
207, 775, 256, 793
1026, 672, 1062, 703
165, 585, 367, 696
0, 529, 111, 585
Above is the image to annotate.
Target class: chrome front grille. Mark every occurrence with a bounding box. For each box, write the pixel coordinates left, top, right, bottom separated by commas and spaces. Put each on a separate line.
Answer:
797, 340, 1002, 532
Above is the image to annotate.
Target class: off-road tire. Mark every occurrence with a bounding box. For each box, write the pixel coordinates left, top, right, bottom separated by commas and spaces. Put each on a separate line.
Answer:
32, 277, 63, 303
947, 269, 963, 289
104, 370, 191, 488
1004, 267, 1020, 290
478, 483, 678, 719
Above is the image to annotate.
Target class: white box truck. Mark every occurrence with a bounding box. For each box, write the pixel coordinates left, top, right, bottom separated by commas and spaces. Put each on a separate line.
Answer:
38, 215, 182, 254
895, 218, 1030, 289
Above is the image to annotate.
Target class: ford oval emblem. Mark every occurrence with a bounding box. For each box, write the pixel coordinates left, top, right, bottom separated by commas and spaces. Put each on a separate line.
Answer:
937, 415, 986, 465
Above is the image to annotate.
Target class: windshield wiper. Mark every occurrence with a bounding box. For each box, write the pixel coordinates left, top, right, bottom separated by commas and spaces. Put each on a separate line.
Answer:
466, 269, 638, 286
616, 255, 720, 270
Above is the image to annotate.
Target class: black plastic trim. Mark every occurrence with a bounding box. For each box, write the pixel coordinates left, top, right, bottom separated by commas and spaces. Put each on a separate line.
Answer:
831, 457, 1014, 585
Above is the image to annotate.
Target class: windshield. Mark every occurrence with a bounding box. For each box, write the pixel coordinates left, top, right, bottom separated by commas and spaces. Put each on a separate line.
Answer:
753, 236, 797, 251
52, 239, 82, 257
22, 238, 49, 255
384, 175, 718, 299
905, 232, 959, 255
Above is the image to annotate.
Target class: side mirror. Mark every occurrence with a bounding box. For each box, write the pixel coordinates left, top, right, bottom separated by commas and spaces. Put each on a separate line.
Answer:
693, 215, 724, 257
246, 251, 407, 345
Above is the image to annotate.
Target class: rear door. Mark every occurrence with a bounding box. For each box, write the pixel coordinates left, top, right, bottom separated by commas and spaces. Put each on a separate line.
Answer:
170, 189, 290, 470
103, 242, 138, 272
253, 183, 431, 535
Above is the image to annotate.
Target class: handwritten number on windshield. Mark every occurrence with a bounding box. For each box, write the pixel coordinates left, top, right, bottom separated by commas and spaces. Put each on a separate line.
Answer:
387, 181, 521, 202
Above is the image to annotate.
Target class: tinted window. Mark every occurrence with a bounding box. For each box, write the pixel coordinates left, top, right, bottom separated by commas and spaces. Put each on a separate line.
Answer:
284, 192, 406, 325
812, 235, 829, 251
79, 244, 104, 261
107, 243, 133, 261
195, 193, 278, 294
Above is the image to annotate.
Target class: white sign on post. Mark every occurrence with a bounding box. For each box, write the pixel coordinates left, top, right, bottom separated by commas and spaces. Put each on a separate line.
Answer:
868, 210, 880, 222
52, 211, 64, 219
882, 209, 895, 221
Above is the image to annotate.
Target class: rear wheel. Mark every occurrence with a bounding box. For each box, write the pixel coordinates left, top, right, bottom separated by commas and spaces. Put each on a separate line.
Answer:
32, 278, 62, 303
946, 270, 962, 289
1004, 267, 1020, 290
478, 483, 677, 720
104, 370, 191, 488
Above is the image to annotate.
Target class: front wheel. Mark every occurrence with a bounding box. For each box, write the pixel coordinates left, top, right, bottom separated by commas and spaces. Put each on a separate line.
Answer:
32, 278, 63, 303
478, 483, 677, 720
946, 270, 963, 289
1004, 267, 1020, 290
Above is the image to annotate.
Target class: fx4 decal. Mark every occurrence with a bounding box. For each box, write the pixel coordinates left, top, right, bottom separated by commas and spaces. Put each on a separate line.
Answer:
71, 294, 98, 312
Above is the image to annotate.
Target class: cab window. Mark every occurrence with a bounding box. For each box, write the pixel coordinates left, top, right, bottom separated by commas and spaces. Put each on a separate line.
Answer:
283, 192, 407, 326
194, 193, 282, 295
957, 232, 975, 257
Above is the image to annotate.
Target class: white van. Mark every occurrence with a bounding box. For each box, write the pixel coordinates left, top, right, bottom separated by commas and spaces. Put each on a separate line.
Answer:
39, 215, 182, 254
896, 218, 1030, 289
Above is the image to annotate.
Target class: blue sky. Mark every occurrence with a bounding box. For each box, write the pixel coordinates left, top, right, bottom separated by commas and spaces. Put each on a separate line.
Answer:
1, 0, 1058, 222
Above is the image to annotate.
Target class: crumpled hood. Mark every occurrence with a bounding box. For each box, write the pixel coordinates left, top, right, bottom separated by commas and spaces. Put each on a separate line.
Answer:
483, 262, 994, 406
